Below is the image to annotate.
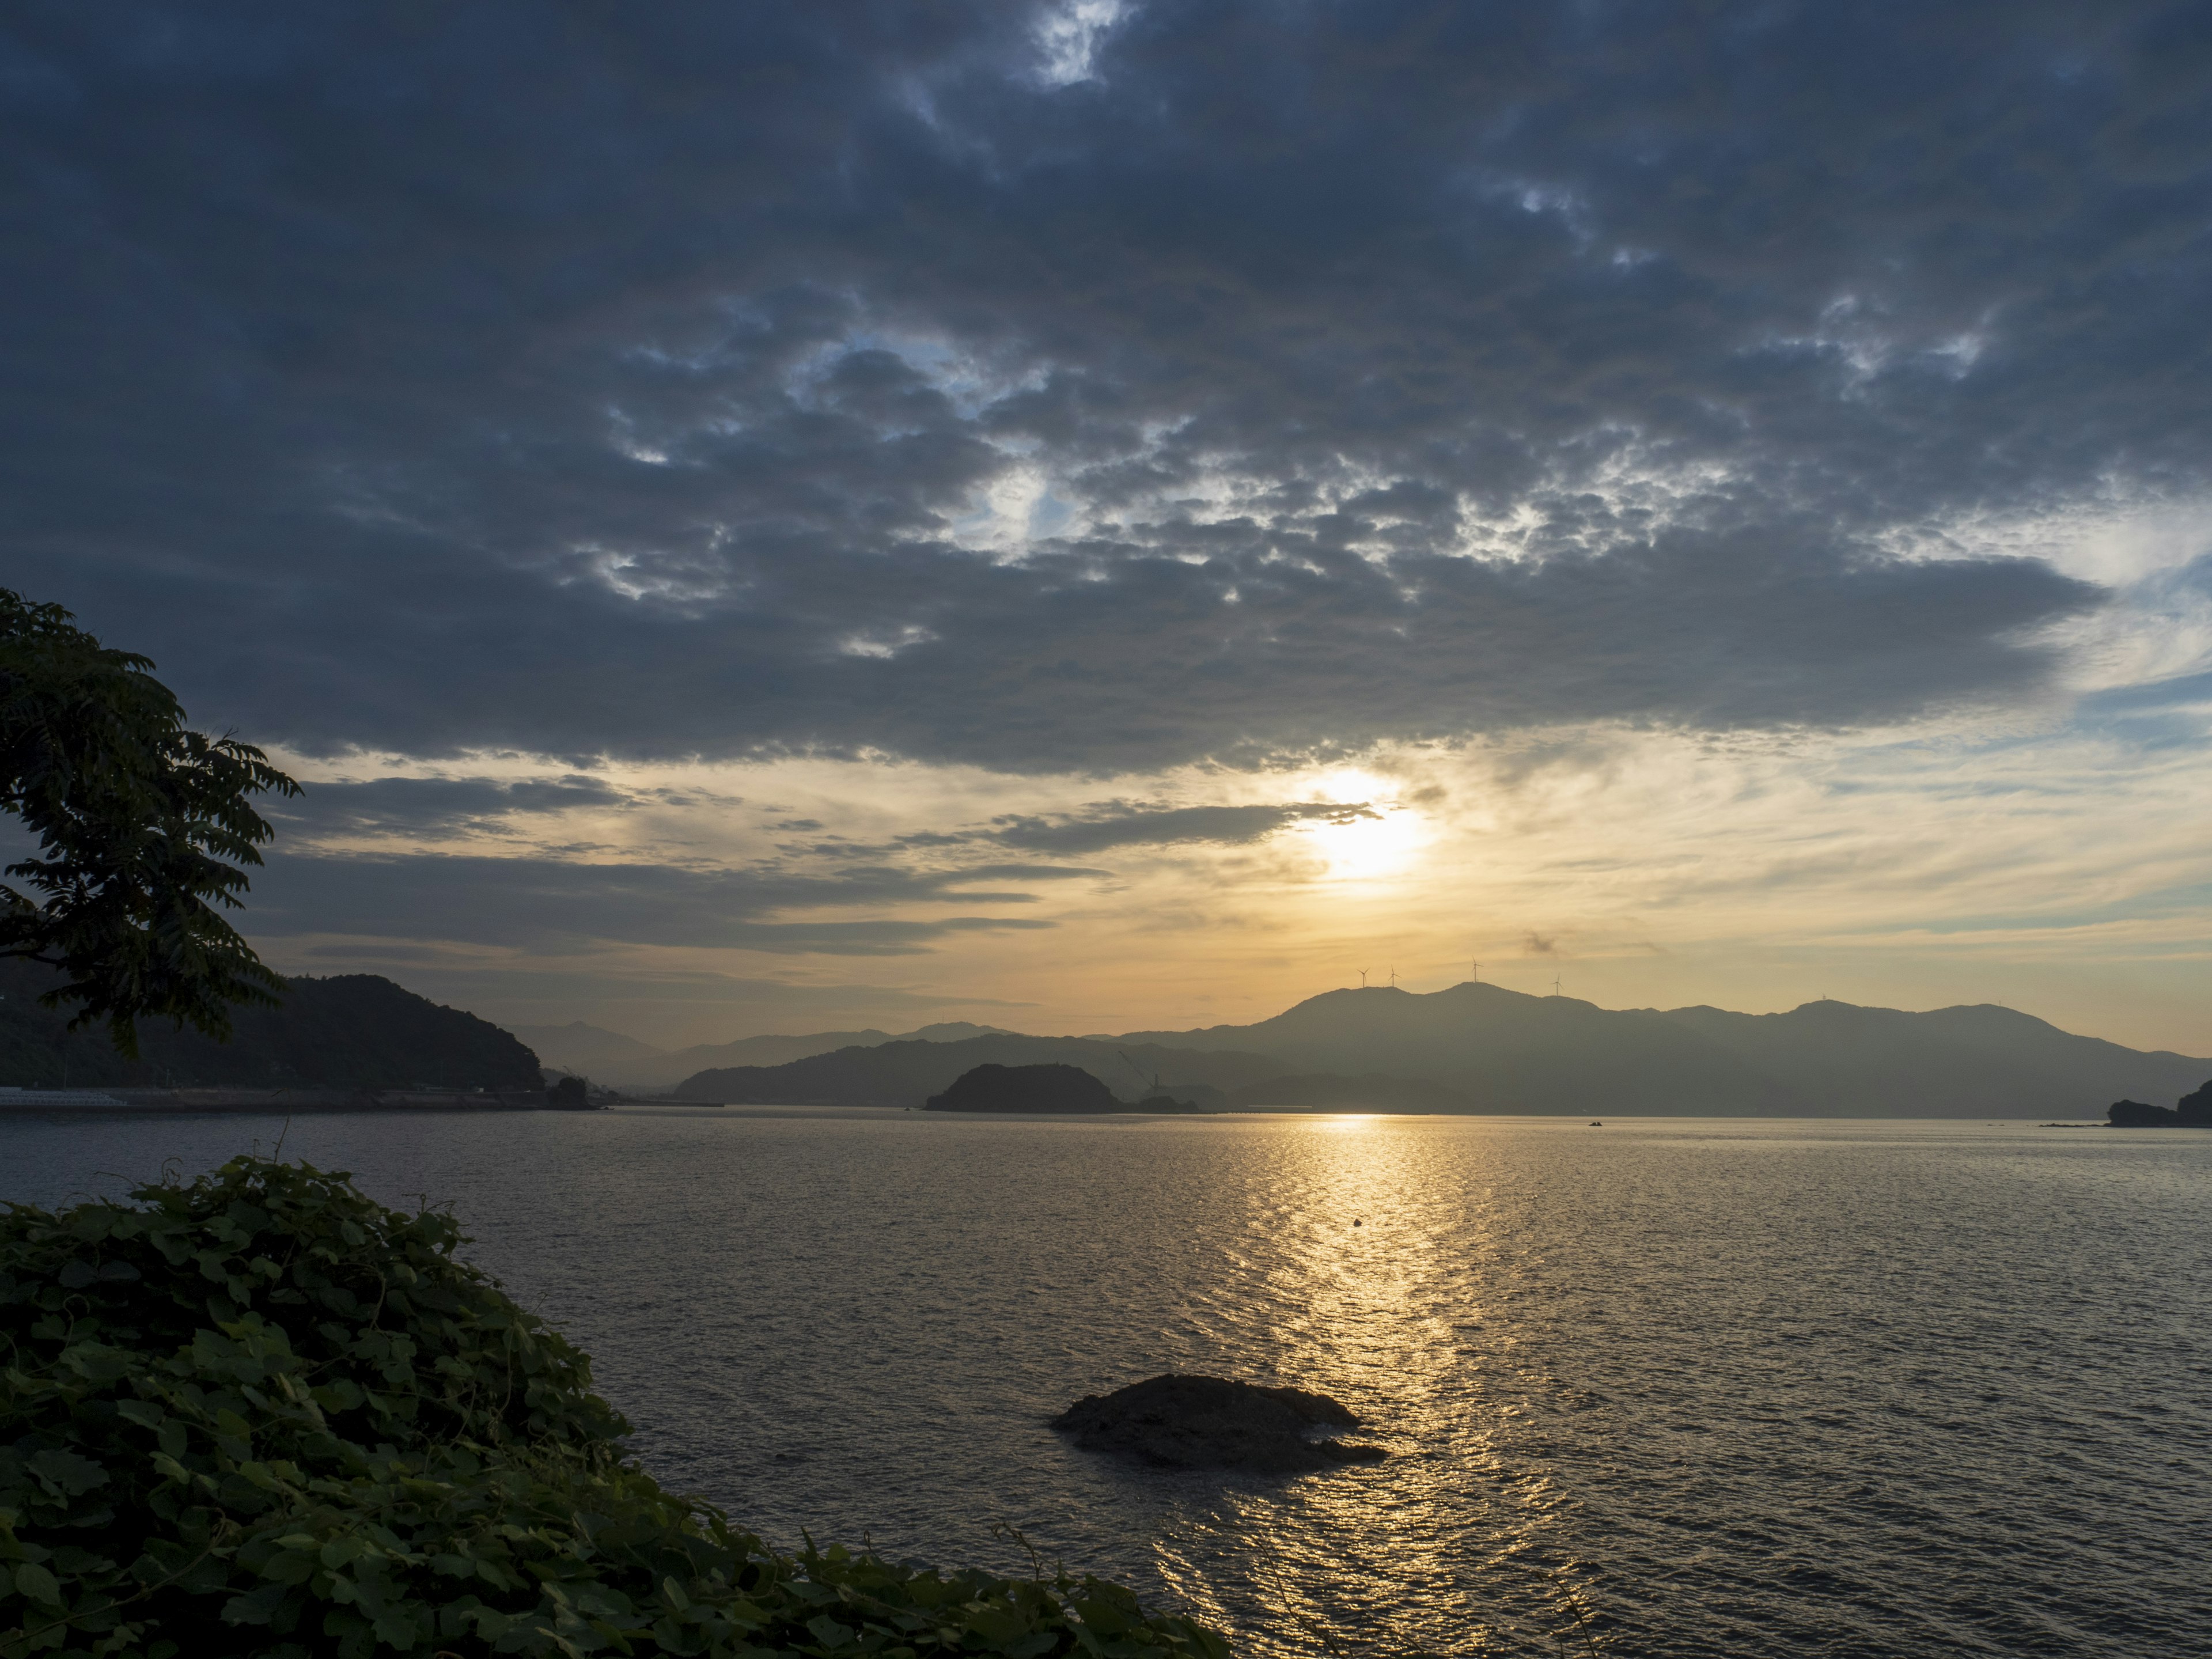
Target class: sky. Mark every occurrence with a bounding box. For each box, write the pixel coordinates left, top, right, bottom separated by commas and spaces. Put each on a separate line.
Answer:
5, 2, 2211, 1053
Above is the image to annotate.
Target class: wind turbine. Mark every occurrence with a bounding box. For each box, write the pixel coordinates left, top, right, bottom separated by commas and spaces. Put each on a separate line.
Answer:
1388, 965, 1399, 988
1358, 968, 1370, 988
1551, 973, 1562, 997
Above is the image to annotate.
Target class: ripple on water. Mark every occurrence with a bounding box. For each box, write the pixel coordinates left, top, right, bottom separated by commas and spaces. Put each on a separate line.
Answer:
3, 1111, 2207, 1656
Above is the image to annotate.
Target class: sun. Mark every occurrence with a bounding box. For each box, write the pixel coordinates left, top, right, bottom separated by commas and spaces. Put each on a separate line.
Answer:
1297, 772, 1426, 881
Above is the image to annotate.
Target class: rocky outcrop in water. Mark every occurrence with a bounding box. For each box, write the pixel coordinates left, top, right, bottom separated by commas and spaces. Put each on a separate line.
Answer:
924, 1062, 1119, 1112
2109, 1099, 2176, 1126
1051, 1373, 1385, 1471
2108, 1084, 2212, 1126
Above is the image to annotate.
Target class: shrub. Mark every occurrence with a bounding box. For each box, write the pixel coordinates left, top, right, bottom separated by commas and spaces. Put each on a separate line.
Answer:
0, 1158, 1233, 1659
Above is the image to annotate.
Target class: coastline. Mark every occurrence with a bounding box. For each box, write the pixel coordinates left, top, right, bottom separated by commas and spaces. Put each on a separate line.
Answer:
0, 1085, 600, 1115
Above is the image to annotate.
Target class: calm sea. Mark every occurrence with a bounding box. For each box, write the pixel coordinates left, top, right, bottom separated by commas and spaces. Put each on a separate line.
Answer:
3, 1109, 2205, 1657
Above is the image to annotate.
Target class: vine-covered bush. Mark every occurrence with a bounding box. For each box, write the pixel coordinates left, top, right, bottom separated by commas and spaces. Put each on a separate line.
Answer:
0, 1158, 1233, 1659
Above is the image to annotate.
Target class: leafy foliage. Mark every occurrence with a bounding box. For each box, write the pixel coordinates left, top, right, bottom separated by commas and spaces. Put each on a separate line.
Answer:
0, 589, 300, 1057
0, 1158, 1234, 1659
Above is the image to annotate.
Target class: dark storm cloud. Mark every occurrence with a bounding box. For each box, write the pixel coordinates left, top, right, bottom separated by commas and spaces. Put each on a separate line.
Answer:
4, 1, 2204, 771
248, 853, 1060, 953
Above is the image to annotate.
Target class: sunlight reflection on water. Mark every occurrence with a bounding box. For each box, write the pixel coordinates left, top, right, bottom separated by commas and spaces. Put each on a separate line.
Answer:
4, 1110, 2206, 1656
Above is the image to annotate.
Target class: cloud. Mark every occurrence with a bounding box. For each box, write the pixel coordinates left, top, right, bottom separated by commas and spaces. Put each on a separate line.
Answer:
988, 801, 1380, 854
270, 775, 633, 842
420, 969, 1036, 1016
239, 779, 1380, 966
6, 2, 2196, 776
796, 797, 1380, 859
1523, 931, 1558, 956
248, 852, 1060, 953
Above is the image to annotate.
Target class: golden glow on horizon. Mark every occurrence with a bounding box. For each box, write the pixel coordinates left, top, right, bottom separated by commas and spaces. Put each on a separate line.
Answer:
256, 724, 2212, 1056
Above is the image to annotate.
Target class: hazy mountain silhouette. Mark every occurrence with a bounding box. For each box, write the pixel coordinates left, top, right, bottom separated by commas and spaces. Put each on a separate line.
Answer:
511, 1020, 1017, 1086
1119, 983, 2212, 1117
507, 1021, 669, 1080
669, 982, 2209, 1115
672, 1035, 1279, 1107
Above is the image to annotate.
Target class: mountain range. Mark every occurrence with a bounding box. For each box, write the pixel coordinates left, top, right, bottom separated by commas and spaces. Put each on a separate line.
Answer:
661, 983, 2212, 1118
6, 961, 2199, 1117
673, 1035, 1279, 1109
506, 1020, 1018, 1088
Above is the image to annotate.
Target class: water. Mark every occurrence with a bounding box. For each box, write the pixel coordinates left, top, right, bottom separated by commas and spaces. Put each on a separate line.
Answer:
3, 1109, 2206, 1656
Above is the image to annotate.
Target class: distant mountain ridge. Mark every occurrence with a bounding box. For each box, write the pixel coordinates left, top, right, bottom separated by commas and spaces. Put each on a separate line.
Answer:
505, 1021, 668, 1081
511, 1020, 1018, 1086
1123, 984, 2212, 1116
669, 983, 2211, 1117
673, 1035, 1281, 1107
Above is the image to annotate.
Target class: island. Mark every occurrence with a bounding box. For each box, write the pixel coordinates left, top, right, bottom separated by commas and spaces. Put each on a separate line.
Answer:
923, 1061, 1199, 1113
2107, 1079, 2211, 1126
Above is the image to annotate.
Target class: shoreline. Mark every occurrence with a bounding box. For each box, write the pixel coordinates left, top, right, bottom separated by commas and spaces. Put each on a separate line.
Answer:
0, 1086, 603, 1115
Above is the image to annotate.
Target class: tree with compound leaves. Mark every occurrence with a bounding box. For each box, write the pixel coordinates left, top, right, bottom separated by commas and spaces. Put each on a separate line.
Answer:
0, 588, 298, 1055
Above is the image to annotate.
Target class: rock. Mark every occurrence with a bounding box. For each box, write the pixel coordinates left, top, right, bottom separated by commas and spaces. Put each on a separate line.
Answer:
1051, 1373, 1386, 1472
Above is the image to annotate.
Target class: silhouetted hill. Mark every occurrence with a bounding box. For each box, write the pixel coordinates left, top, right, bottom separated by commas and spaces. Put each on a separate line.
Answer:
0, 960, 542, 1090
1650, 997, 2210, 1116
673, 1035, 1279, 1106
1120, 983, 2212, 1117
515, 1019, 1020, 1087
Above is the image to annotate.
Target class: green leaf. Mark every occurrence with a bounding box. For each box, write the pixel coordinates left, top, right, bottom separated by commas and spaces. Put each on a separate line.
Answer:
372, 1605, 418, 1646
28, 1448, 108, 1497
321, 1536, 369, 1570
14, 1561, 62, 1605
221, 1581, 290, 1626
